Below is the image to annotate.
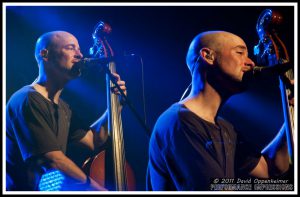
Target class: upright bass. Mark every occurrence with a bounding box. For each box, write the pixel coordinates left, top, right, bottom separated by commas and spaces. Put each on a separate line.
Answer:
82, 21, 136, 191
254, 9, 294, 164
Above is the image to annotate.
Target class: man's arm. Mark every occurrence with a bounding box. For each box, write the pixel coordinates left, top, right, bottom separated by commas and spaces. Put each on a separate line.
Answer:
41, 150, 107, 190
80, 110, 109, 151
249, 124, 290, 178
250, 78, 293, 178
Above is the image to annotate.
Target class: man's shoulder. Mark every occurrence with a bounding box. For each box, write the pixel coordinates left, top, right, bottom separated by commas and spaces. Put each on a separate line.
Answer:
156, 103, 182, 123
7, 85, 48, 109
149, 103, 182, 146
152, 103, 189, 136
7, 85, 34, 103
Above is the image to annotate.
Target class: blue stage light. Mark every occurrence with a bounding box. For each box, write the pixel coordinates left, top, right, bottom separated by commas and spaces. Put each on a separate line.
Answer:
38, 169, 65, 191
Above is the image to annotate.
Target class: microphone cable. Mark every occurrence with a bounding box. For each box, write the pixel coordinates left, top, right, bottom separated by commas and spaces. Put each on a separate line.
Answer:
179, 55, 201, 101
139, 55, 148, 126
180, 83, 192, 101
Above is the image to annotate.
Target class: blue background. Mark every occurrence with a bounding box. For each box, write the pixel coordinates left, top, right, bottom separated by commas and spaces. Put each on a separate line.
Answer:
5, 4, 295, 190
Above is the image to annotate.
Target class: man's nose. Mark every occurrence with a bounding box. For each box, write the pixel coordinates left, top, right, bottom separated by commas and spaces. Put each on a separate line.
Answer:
75, 51, 83, 59
245, 57, 255, 68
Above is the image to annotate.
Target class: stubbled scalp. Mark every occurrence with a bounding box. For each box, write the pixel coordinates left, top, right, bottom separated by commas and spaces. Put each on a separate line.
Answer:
186, 31, 242, 74
34, 31, 74, 63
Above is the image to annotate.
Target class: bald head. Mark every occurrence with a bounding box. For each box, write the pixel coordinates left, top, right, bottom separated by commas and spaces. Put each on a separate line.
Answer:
186, 31, 244, 74
34, 31, 76, 63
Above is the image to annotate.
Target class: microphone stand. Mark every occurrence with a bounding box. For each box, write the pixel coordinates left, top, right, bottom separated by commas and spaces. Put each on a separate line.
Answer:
103, 63, 151, 139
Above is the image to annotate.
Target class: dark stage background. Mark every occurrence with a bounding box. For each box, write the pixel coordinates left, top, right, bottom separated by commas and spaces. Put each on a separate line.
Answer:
5, 4, 295, 190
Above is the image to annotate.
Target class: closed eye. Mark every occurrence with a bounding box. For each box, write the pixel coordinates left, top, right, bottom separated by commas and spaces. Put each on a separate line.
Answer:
66, 46, 75, 50
233, 45, 248, 56
63, 44, 80, 52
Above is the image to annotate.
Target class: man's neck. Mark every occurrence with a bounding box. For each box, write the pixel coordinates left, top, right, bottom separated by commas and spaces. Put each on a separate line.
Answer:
32, 76, 64, 104
181, 82, 223, 124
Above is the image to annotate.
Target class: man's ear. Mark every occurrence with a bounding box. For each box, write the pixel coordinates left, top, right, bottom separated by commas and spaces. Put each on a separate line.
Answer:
40, 49, 48, 59
200, 48, 215, 65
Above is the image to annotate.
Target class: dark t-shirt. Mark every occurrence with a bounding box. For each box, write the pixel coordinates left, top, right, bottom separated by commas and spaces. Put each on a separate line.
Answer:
6, 85, 88, 190
146, 103, 261, 191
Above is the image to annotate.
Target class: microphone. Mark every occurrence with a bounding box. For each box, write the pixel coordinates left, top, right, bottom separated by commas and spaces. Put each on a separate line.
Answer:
243, 61, 293, 83
74, 54, 138, 69
70, 58, 111, 77
251, 62, 293, 76
73, 57, 112, 70
81, 57, 111, 66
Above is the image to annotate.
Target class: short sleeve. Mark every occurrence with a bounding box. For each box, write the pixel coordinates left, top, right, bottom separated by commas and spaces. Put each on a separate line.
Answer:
11, 94, 61, 162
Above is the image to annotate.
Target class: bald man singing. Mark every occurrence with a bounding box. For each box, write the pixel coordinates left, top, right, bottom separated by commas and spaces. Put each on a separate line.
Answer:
146, 31, 291, 191
6, 31, 127, 191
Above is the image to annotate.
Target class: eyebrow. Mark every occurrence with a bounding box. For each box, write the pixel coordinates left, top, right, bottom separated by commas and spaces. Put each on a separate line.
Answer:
63, 44, 80, 50
233, 45, 247, 50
